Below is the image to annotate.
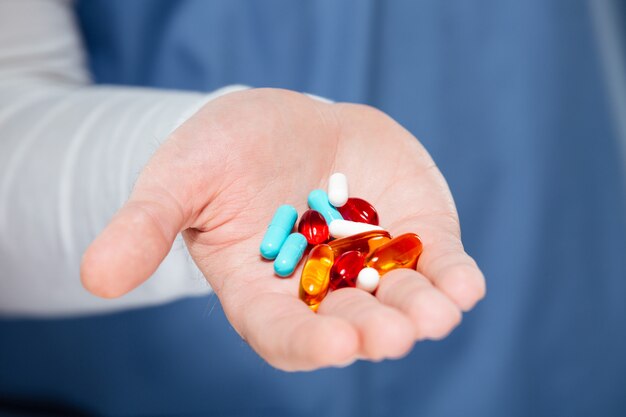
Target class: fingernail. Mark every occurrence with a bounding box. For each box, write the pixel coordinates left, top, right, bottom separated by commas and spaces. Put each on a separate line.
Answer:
334, 358, 357, 368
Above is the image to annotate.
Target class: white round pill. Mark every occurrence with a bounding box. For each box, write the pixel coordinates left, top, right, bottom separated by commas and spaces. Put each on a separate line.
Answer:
356, 267, 380, 293
329, 219, 384, 239
328, 172, 349, 207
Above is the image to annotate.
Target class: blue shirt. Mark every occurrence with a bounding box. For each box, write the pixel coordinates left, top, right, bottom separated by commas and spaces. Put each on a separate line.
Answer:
1, 1, 625, 416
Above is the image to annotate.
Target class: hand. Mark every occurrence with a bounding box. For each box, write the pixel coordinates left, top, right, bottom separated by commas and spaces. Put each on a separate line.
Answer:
81, 88, 485, 371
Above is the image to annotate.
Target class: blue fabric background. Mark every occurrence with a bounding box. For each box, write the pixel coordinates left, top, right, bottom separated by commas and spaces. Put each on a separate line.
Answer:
1, 1, 625, 416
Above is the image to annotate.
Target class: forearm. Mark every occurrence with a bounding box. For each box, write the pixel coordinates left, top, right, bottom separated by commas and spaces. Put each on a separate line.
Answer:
0, 0, 242, 316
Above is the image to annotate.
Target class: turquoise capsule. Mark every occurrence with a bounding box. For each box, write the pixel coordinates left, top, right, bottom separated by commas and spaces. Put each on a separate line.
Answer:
260, 205, 298, 260
307, 189, 343, 224
274, 233, 308, 277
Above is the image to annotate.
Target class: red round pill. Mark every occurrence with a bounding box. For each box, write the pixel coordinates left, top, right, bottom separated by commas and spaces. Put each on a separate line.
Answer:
337, 198, 379, 225
297, 209, 329, 245
329, 250, 366, 290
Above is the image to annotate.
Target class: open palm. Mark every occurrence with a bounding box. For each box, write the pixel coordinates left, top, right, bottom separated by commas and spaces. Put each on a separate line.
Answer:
81, 89, 485, 371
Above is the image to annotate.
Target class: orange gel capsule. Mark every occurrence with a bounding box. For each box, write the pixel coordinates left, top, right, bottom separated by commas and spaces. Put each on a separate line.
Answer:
368, 235, 391, 252
365, 233, 423, 275
299, 244, 334, 311
328, 230, 391, 257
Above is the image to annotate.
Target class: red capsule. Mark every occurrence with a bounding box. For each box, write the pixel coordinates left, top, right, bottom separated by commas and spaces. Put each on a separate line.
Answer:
297, 209, 329, 245
337, 198, 379, 225
329, 250, 366, 290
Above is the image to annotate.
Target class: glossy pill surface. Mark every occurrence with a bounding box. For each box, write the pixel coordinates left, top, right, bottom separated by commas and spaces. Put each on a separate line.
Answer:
274, 233, 308, 277
307, 189, 343, 224
356, 267, 380, 293
299, 244, 334, 311
328, 173, 349, 207
329, 219, 384, 239
365, 233, 423, 275
368, 235, 391, 252
297, 209, 329, 245
329, 230, 391, 257
260, 205, 298, 260
337, 198, 379, 225
330, 250, 366, 290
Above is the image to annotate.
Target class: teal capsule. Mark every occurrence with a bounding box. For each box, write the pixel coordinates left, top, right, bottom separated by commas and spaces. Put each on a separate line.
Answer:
307, 189, 343, 224
274, 233, 308, 277
260, 205, 298, 260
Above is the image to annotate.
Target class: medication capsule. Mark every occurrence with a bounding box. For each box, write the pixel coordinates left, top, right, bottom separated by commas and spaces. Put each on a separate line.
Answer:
365, 233, 423, 275
328, 173, 349, 207
297, 209, 329, 245
299, 244, 334, 311
274, 233, 308, 277
329, 219, 384, 239
307, 189, 343, 224
337, 198, 379, 225
368, 235, 391, 252
329, 230, 392, 257
356, 267, 380, 293
260, 205, 298, 260
329, 250, 366, 290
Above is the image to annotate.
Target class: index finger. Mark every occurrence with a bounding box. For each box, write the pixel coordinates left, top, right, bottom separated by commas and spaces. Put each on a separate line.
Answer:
232, 291, 359, 371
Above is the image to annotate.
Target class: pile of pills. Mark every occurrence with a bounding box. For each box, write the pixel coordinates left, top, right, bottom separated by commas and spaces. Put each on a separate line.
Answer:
260, 173, 423, 311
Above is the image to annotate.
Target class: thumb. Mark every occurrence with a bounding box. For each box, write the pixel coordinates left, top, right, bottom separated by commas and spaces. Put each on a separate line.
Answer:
81, 186, 189, 298
80, 97, 224, 298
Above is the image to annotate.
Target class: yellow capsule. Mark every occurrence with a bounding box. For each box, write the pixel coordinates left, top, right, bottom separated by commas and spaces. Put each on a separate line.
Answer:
328, 230, 391, 257
365, 233, 423, 275
299, 244, 334, 311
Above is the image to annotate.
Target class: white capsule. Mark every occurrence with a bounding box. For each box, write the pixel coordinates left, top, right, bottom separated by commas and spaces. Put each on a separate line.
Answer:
357, 267, 380, 293
328, 172, 349, 207
328, 219, 384, 239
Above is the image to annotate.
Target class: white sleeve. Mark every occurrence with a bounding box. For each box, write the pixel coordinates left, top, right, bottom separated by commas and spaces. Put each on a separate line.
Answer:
0, 0, 246, 317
